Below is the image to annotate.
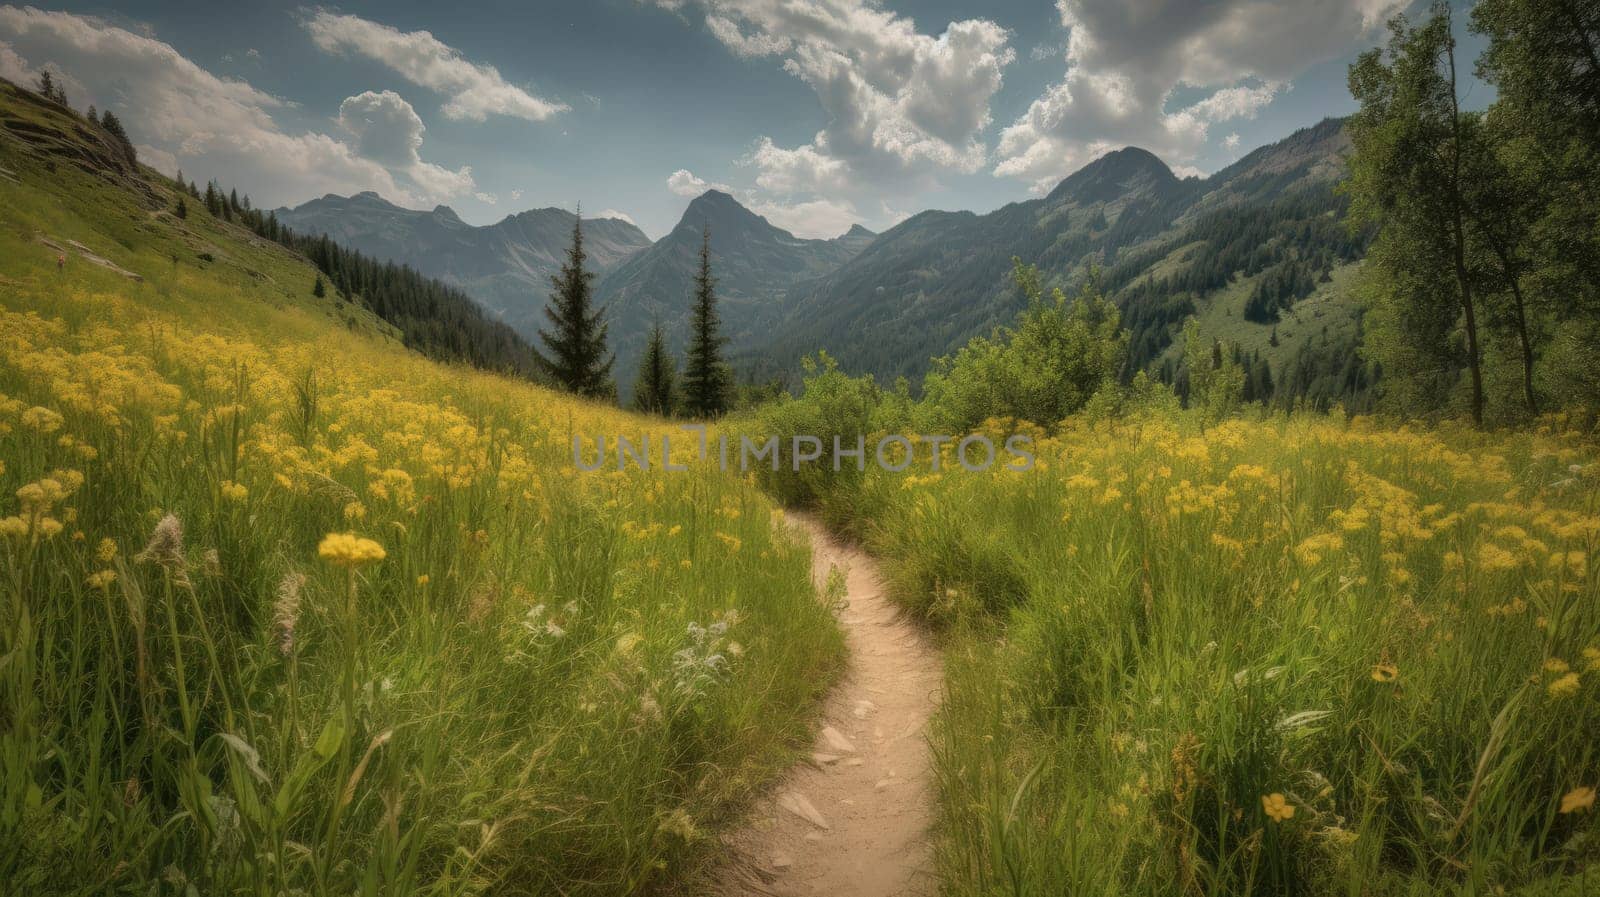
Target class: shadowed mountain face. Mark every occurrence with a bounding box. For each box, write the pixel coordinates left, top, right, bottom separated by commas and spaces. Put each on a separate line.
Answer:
592, 189, 874, 393
756, 118, 1356, 388
273, 192, 653, 335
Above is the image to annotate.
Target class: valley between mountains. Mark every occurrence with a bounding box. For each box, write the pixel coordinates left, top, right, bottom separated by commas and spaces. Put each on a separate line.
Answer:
275, 117, 1367, 406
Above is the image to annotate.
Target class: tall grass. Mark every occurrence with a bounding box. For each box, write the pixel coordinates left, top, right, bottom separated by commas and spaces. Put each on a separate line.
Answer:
850, 412, 1600, 894
0, 134, 843, 894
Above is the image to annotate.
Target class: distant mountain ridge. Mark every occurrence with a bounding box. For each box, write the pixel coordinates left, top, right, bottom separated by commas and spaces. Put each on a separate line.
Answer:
273, 192, 653, 335
274, 119, 1359, 399
592, 189, 874, 395
757, 117, 1358, 388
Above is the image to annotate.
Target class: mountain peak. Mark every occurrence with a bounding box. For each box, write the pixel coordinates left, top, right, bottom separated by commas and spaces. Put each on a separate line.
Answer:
1046, 146, 1177, 205
843, 223, 874, 239
678, 189, 779, 238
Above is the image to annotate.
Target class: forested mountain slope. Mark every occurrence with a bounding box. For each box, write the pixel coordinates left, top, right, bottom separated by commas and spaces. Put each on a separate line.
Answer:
594, 189, 874, 392
758, 119, 1367, 400
274, 191, 652, 335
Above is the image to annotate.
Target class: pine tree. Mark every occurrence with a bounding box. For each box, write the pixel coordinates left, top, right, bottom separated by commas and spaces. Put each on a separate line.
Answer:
87, 106, 98, 125
98, 110, 136, 162
536, 212, 614, 398
682, 225, 730, 417
175, 197, 187, 219
313, 275, 326, 298
204, 182, 220, 216
35, 69, 64, 104
632, 322, 678, 416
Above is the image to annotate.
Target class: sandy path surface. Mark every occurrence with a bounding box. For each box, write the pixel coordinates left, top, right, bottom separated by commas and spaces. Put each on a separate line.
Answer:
713, 514, 942, 897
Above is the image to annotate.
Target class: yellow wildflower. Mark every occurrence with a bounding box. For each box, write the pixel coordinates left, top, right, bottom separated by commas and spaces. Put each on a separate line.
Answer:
1262, 793, 1295, 822
1560, 786, 1596, 814
220, 480, 248, 502
317, 532, 386, 567
86, 569, 116, 591
1371, 663, 1399, 683
1547, 672, 1581, 700
96, 537, 118, 563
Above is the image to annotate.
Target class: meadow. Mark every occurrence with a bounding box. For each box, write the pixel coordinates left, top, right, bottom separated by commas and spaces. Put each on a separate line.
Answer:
5, 65, 1600, 897
0, 109, 843, 895
782, 402, 1600, 894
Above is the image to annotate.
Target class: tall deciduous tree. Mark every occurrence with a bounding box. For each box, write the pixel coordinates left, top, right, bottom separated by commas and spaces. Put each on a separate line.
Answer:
1473, 0, 1600, 409
682, 226, 730, 417
1347, 3, 1487, 425
632, 322, 678, 416
536, 212, 615, 398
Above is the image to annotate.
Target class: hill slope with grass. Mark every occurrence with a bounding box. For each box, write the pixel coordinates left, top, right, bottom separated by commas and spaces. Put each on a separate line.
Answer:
0, 79, 842, 896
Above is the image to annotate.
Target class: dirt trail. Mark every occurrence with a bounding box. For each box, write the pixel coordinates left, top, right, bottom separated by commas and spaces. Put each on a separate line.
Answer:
714, 515, 942, 897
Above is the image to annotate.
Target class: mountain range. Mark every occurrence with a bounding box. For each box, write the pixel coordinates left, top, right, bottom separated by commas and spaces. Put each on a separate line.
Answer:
273, 193, 653, 336
275, 117, 1363, 398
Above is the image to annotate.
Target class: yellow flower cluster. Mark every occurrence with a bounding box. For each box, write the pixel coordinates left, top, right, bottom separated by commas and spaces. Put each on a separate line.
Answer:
317, 532, 387, 568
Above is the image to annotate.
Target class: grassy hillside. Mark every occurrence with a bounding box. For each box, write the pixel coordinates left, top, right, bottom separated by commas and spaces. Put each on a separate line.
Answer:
0, 85, 842, 895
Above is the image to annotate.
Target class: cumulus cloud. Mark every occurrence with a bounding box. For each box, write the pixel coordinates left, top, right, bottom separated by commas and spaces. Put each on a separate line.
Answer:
473, 191, 497, 204
337, 90, 474, 201
303, 10, 566, 122
994, 0, 1402, 191
509, 188, 524, 201
667, 168, 732, 197
0, 8, 478, 206
1223, 132, 1241, 151
644, 0, 1013, 235
0, 40, 35, 83
0, 6, 428, 206
594, 208, 636, 225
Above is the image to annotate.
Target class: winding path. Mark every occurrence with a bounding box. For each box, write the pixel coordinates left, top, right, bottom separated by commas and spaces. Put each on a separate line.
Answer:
714, 515, 943, 897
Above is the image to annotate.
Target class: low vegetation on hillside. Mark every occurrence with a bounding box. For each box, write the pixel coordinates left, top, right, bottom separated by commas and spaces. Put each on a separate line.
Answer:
0, 85, 842, 895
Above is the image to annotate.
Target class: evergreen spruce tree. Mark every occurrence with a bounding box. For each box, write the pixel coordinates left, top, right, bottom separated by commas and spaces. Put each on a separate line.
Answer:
313, 275, 326, 298
175, 197, 187, 219
632, 322, 678, 416
682, 225, 730, 417
536, 212, 614, 398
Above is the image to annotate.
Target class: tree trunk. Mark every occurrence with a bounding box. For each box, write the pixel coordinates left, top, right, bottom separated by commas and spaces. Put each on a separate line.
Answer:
1488, 240, 1540, 415
1446, 26, 1485, 426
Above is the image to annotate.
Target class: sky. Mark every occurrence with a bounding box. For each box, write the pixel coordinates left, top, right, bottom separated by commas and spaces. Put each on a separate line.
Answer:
0, 1, 1491, 239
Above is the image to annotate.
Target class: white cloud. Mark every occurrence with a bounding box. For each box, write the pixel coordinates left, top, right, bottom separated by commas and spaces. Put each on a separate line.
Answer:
644, 1, 1013, 235
594, 208, 636, 225
303, 10, 566, 122
748, 195, 858, 239
473, 191, 497, 204
337, 90, 474, 201
994, 0, 1402, 191
1222, 132, 1241, 150
135, 143, 178, 177
0, 40, 34, 83
509, 188, 524, 201
0, 6, 447, 207
667, 168, 732, 197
